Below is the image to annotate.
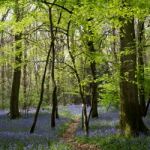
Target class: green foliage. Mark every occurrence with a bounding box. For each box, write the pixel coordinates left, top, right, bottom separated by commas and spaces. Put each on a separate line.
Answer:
0, 0, 149, 132
130, 0, 150, 9
99, 73, 120, 108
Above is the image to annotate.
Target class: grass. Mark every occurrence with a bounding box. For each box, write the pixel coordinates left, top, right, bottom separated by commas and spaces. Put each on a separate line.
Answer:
57, 121, 72, 137
0, 141, 72, 150
75, 107, 150, 150
50, 142, 72, 150
76, 135, 150, 150
2, 105, 150, 150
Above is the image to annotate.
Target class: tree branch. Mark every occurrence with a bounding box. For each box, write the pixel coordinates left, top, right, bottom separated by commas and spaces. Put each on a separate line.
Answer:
42, 0, 72, 14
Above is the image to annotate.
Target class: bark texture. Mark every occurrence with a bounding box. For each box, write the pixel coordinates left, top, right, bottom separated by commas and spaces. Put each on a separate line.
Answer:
120, 17, 148, 136
88, 41, 98, 118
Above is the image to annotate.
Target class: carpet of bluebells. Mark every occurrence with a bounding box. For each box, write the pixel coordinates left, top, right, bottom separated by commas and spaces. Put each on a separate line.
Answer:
76, 107, 120, 137
1, 105, 150, 150
75, 106, 150, 150
0, 106, 76, 150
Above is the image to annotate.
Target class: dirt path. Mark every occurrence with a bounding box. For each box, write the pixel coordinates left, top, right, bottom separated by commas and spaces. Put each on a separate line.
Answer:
62, 118, 100, 150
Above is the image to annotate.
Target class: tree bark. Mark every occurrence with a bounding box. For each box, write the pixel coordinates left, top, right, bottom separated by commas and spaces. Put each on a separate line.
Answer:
10, 0, 23, 119
88, 41, 98, 118
49, 7, 57, 127
30, 39, 52, 133
120, 17, 148, 136
137, 21, 146, 116
10, 33, 22, 119
23, 43, 28, 116
1, 30, 5, 109
30, 1, 61, 132
67, 21, 89, 136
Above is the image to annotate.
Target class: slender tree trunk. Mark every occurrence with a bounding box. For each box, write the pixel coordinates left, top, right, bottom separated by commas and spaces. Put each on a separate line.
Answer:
137, 21, 146, 116
47, 1, 63, 124
34, 22, 40, 98
87, 25, 98, 118
51, 85, 57, 127
1, 61, 5, 109
120, 16, 148, 135
23, 45, 28, 116
88, 40, 98, 118
67, 21, 89, 136
46, 62, 51, 103
49, 7, 57, 127
30, 2, 61, 132
1, 31, 5, 109
30, 41, 52, 133
55, 95, 59, 118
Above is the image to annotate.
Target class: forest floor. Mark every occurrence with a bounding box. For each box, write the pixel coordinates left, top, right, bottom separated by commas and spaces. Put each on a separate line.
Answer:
74, 106, 150, 150
0, 105, 150, 149
0, 106, 73, 149
62, 118, 100, 150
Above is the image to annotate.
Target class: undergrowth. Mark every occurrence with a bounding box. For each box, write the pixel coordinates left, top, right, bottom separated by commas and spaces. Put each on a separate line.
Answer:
76, 134, 150, 150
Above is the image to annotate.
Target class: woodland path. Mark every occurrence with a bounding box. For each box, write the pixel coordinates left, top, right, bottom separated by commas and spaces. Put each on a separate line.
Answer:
62, 118, 100, 150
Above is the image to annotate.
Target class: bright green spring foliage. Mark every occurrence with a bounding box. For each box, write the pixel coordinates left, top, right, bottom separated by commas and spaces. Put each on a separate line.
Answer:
0, 0, 150, 107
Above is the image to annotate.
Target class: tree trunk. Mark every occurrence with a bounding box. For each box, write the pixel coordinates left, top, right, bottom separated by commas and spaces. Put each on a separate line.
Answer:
137, 21, 146, 116
67, 21, 89, 136
30, 2, 61, 132
10, 0, 23, 119
1, 31, 5, 109
30, 40, 52, 134
46, 62, 51, 103
88, 41, 98, 118
55, 94, 59, 119
23, 44, 28, 116
120, 17, 148, 136
51, 85, 57, 127
49, 7, 58, 127
10, 34, 22, 119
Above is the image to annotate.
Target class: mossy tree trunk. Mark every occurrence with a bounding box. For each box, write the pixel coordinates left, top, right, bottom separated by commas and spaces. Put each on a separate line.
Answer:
120, 16, 148, 135
1, 29, 5, 109
23, 42, 28, 116
88, 41, 98, 118
10, 0, 22, 119
10, 34, 22, 119
137, 21, 146, 116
